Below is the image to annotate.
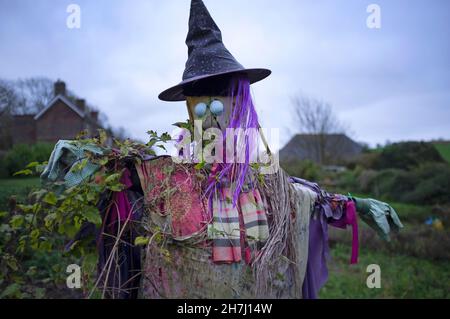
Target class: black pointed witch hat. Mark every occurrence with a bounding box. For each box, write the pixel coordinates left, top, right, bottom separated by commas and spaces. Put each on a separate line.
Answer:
158, 0, 271, 102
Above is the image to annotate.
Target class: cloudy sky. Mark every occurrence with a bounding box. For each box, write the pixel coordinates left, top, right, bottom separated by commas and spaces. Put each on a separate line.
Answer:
1, 0, 449, 148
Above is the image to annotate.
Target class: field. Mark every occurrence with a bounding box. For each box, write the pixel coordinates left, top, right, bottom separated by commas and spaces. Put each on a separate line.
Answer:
322, 243, 449, 298
434, 142, 450, 163
321, 201, 450, 298
0, 177, 449, 298
0, 177, 41, 210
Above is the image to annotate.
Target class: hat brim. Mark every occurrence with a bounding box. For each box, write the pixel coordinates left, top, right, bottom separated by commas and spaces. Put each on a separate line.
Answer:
158, 68, 271, 102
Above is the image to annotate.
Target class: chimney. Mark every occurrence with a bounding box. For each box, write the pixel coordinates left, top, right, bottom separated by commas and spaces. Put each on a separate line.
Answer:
54, 80, 66, 96
90, 110, 99, 122
76, 98, 86, 113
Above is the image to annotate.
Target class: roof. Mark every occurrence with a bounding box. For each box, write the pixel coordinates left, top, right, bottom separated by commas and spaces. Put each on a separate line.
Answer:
280, 133, 363, 163
33, 94, 85, 120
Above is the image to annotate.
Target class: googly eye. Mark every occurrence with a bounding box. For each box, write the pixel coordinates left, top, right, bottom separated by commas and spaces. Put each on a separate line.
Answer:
210, 99, 224, 116
194, 102, 207, 117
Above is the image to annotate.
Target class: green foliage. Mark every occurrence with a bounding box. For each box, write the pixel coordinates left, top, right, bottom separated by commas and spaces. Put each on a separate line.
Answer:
172, 119, 194, 138
2, 131, 447, 298
373, 141, 445, 170
346, 152, 380, 170
324, 196, 449, 299
0, 129, 172, 298
0, 143, 54, 177
0, 172, 104, 296
336, 168, 360, 191
337, 159, 450, 205
321, 243, 450, 298
0, 177, 41, 210
400, 163, 450, 204
134, 236, 150, 246
389, 201, 433, 224
281, 159, 322, 181
147, 130, 172, 153
433, 142, 450, 163
341, 163, 450, 205
0, 191, 84, 298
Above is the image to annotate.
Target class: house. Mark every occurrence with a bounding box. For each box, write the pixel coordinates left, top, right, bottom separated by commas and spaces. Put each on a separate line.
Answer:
280, 133, 364, 165
10, 80, 102, 145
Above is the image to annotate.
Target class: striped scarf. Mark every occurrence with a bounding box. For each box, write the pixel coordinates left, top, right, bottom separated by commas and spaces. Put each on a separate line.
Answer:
208, 187, 269, 263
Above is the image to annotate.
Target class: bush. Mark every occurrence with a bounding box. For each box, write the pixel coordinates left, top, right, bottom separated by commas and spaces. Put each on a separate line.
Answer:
336, 170, 358, 190
400, 163, 450, 204
1, 143, 54, 177
339, 163, 450, 205
374, 141, 444, 170
281, 159, 322, 181
346, 152, 380, 170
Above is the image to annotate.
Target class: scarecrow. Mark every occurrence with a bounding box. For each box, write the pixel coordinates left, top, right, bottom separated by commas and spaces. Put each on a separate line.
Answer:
43, 0, 403, 299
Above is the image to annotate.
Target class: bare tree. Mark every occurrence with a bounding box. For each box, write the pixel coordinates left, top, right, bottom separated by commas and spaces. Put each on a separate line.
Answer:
0, 77, 55, 148
0, 77, 54, 115
291, 96, 348, 165
293, 96, 345, 135
14, 77, 54, 114
0, 76, 129, 149
0, 79, 18, 116
106, 125, 129, 141
0, 80, 19, 149
97, 111, 109, 128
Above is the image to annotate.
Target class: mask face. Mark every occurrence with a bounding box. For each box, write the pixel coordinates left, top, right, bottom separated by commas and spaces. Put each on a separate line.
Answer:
186, 96, 234, 131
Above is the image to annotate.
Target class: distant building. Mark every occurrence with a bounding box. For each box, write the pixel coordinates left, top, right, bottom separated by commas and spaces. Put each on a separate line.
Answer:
10, 80, 102, 145
280, 133, 364, 165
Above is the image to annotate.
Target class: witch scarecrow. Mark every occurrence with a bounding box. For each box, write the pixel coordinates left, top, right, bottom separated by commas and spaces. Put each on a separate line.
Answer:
42, 0, 403, 299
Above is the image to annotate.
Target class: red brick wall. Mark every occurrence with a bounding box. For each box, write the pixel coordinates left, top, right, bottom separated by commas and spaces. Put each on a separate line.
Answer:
36, 100, 86, 142
11, 115, 36, 145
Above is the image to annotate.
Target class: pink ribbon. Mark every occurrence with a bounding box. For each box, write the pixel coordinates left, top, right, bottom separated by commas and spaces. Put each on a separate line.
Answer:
346, 200, 359, 264
329, 200, 359, 264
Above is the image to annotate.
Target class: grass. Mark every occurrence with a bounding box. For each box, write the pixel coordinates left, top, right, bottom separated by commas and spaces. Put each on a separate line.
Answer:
321, 195, 449, 299
0, 177, 41, 210
320, 243, 450, 298
1, 176, 448, 299
434, 142, 450, 163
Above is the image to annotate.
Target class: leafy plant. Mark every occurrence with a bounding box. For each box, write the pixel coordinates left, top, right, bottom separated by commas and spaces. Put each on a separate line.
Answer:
0, 129, 172, 298
1, 142, 54, 177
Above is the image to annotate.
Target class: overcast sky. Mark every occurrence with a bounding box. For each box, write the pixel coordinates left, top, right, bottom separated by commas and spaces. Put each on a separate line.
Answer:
1, 0, 449, 148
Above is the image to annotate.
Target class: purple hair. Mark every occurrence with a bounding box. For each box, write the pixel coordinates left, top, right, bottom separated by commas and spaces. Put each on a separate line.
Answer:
205, 74, 261, 207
